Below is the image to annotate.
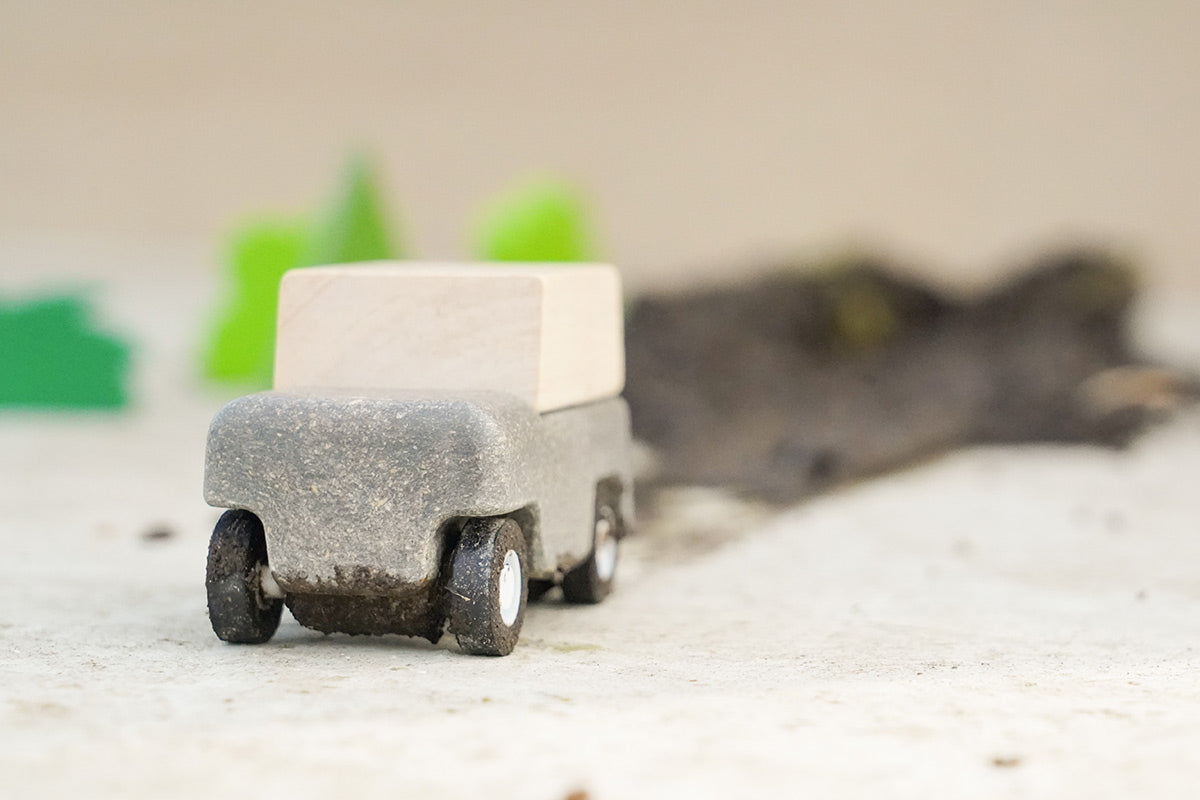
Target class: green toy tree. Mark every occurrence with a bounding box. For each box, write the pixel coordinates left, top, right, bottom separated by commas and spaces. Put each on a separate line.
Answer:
474, 176, 595, 262
305, 155, 398, 267
0, 295, 131, 409
203, 219, 308, 384
202, 155, 400, 387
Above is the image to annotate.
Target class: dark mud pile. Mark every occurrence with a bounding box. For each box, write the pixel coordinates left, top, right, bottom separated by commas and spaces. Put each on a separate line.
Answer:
626, 249, 1197, 505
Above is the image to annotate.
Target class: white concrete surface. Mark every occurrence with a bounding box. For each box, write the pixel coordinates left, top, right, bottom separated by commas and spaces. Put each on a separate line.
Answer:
2, 241, 1199, 798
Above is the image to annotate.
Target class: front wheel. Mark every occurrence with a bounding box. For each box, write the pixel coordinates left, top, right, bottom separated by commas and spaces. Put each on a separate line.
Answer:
205, 510, 283, 644
446, 517, 528, 656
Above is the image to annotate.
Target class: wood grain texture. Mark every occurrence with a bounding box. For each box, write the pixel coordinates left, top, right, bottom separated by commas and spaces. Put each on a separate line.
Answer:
273, 262, 624, 411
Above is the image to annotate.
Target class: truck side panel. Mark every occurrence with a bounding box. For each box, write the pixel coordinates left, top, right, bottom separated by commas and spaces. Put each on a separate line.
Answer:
534, 398, 634, 571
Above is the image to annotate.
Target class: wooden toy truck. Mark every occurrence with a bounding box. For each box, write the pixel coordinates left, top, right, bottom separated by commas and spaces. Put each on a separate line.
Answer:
203, 263, 633, 656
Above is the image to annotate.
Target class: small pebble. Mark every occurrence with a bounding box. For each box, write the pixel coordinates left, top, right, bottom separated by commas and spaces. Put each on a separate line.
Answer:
141, 525, 175, 542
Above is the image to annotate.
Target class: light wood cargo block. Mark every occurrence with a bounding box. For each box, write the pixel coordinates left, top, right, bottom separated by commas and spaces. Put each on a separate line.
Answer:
273, 262, 625, 412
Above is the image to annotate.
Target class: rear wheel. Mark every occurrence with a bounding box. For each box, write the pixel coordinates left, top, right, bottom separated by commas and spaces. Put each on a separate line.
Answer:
205, 510, 283, 644
562, 500, 620, 604
526, 579, 555, 603
446, 517, 528, 656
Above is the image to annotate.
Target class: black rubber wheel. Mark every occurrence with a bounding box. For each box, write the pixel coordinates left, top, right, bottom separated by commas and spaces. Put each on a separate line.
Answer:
561, 499, 620, 604
446, 517, 527, 656
205, 509, 283, 644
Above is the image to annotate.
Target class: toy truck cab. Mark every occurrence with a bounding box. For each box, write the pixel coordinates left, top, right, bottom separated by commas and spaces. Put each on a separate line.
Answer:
203, 263, 633, 656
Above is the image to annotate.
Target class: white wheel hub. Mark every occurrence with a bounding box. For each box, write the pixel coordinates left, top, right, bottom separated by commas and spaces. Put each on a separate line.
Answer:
258, 564, 285, 600
593, 513, 618, 582
498, 549, 522, 627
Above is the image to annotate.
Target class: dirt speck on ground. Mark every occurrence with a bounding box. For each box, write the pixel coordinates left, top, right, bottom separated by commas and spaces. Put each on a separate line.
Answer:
141, 524, 175, 542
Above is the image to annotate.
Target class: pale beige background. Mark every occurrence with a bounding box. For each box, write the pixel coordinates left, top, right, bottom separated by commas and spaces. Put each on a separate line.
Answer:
1, 1, 1197, 292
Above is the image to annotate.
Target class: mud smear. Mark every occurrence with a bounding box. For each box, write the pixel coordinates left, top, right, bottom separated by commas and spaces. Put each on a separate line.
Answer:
626, 248, 1198, 509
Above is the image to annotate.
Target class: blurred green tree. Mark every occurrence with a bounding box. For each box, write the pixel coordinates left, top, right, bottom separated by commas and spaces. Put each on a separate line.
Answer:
0, 295, 131, 409
202, 155, 400, 387
474, 176, 595, 262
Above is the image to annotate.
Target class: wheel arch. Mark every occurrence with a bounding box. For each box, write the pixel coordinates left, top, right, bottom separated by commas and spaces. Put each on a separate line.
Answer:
437, 502, 546, 579
593, 474, 631, 538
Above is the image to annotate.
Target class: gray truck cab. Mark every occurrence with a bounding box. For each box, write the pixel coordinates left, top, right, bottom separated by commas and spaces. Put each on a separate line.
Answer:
203, 263, 633, 656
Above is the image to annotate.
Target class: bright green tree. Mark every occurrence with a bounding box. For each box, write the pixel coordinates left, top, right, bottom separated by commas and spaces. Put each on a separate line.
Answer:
305, 154, 398, 266
203, 219, 308, 384
474, 176, 595, 262
202, 155, 400, 387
